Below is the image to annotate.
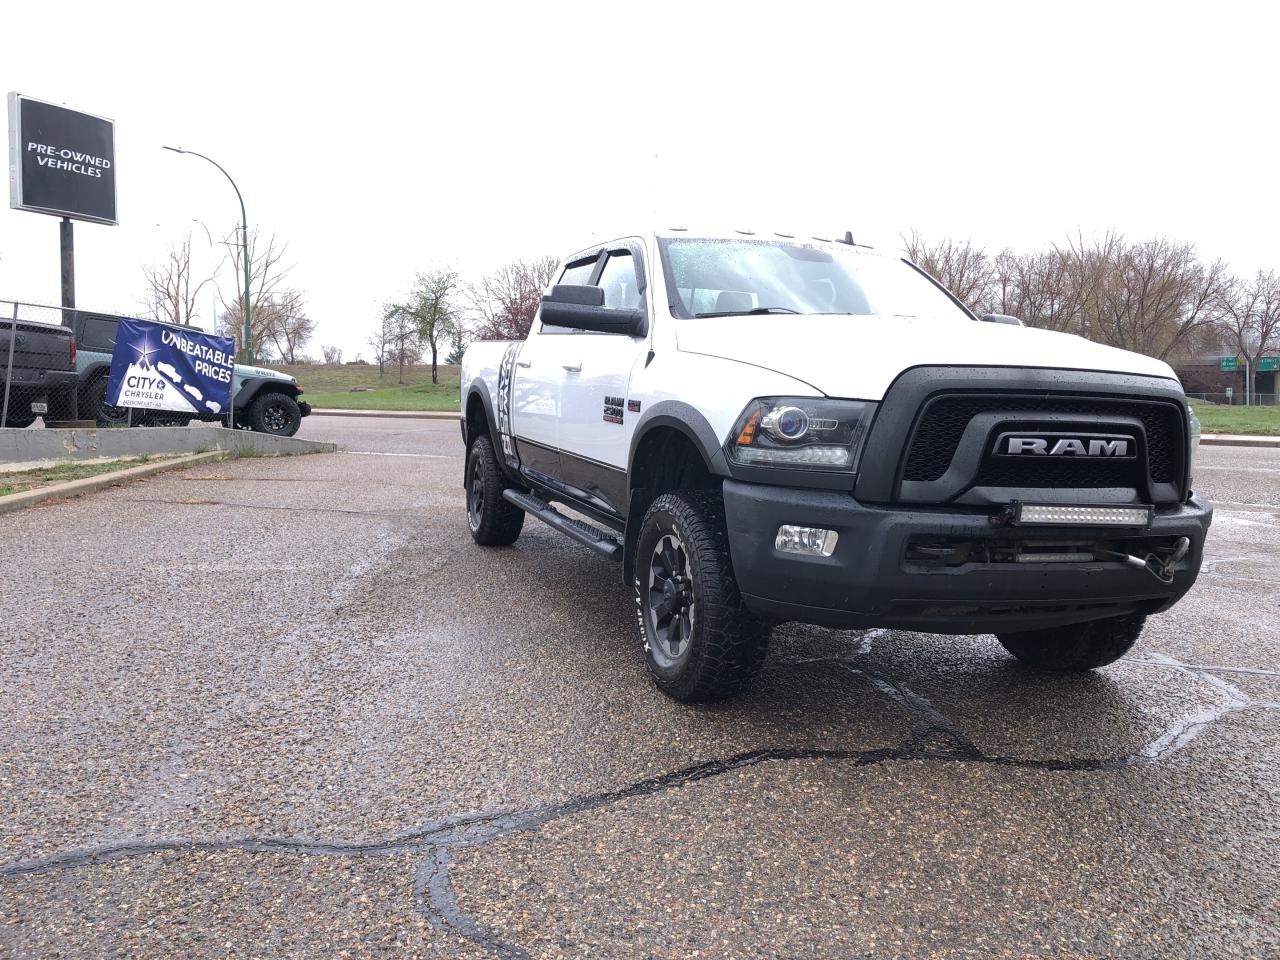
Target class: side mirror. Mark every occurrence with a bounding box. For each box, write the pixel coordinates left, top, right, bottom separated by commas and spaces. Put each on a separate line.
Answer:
540, 284, 646, 336
980, 313, 1024, 327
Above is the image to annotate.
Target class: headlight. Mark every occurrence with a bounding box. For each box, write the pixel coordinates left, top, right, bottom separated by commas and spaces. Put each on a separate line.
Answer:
726, 397, 875, 472
1186, 402, 1201, 487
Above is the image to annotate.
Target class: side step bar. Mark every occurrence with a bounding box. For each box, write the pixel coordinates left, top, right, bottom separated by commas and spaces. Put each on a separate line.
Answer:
503, 489, 622, 561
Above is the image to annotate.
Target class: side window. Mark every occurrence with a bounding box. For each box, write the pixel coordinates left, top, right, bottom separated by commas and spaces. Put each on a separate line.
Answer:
83, 316, 118, 352
558, 259, 595, 286
596, 252, 642, 310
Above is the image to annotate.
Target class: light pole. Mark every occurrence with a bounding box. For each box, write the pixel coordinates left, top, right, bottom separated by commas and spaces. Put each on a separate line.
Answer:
162, 146, 254, 364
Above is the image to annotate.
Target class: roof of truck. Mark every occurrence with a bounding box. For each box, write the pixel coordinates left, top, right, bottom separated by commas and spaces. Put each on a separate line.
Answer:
563, 227, 882, 263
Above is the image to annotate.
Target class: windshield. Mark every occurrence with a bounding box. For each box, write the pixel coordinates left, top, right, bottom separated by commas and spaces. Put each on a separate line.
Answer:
658, 237, 972, 321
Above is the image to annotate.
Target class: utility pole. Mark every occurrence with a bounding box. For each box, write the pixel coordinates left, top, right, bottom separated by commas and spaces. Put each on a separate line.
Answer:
162, 146, 254, 363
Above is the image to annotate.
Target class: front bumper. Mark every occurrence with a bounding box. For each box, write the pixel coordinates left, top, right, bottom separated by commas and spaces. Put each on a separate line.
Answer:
298, 399, 312, 417
722, 479, 1213, 634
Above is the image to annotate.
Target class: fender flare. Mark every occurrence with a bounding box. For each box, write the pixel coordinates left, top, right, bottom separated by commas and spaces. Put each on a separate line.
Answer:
233, 377, 300, 410
78, 361, 112, 388
626, 400, 732, 482
462, 378, 498, 447
622, 402, 733, 585
463, 378, 522, 487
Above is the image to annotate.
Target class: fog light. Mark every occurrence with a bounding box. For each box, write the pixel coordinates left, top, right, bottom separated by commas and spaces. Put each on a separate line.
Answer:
1014, 503, 1152, 527
775, 525, 839, 556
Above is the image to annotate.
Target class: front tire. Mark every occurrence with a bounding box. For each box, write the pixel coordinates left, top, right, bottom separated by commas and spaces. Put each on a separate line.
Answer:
84, 375, 131, 428
997, 614, 1146, 671
634, 490, 769, 702
248, 392, 302, 436
465, 435, 524, 546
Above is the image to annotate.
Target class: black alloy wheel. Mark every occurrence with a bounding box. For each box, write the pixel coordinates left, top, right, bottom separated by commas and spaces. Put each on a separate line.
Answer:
261, 399, 290, 433
467, 453, 486, 532
644, 531, 697, 669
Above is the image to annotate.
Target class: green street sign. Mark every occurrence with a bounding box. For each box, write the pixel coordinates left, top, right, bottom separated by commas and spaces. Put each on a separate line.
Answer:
1221, 356, 1279, 371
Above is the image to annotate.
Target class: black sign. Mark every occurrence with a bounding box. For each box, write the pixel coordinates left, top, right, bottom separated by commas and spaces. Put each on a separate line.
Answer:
8, 93, 116, 224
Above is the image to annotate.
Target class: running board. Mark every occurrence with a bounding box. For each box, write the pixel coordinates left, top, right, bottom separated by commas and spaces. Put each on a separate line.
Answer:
503, 489, 622, 560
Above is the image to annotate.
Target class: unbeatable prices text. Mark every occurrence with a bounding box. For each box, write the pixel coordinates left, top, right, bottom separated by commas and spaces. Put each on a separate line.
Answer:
160, 329, 234, 384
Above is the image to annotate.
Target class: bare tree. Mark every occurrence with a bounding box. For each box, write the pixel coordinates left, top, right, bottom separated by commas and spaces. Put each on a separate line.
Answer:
988, 248, 1090, 333
1218, 270, 1280, 402
902, 231, 993, 313
218, 229, 291, 359
254, 289, 315, 364
468, 256, 559, 341
1066, 233, 1229, 360
367, 310, 394, 376
321, 345, 344, 365
141, 235, 212, 326
397, 268, 460, 384
382, 302, 420, 384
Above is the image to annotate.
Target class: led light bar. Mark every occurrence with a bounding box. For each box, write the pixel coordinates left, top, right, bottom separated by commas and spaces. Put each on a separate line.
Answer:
1013, 503, 1153, 528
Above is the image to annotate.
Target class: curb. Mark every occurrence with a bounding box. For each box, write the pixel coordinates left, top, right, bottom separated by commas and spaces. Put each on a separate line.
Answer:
311, 408, 458, 420
0, 451, 225, 516
1200, 434, 1280, 448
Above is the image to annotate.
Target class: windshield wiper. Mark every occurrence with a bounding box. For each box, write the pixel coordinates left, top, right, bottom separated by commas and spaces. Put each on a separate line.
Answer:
692, 306, 802, 318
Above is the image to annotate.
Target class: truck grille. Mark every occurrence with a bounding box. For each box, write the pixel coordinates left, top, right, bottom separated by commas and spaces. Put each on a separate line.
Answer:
902, 394, 1185, 487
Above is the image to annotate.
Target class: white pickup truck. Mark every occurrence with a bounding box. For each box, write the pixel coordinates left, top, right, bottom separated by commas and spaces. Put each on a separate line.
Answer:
460, 229, 1211, 702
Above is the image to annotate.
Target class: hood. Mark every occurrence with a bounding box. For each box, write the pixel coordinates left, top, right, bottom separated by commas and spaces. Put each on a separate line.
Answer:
674, 314, 1177, 399
236, 364, 295, 383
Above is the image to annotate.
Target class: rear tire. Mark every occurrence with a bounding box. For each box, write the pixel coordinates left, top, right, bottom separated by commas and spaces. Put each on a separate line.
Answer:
997, 614, 1146, 671
634, 490, 769, 702
248, 392, 302, 436
465, 435, 524, 546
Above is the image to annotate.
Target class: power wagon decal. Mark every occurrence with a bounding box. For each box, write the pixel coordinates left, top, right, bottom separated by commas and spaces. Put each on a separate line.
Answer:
496, 343, 520, 469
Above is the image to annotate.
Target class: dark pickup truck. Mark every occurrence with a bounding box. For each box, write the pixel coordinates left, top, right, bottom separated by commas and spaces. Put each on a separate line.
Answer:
0, 317, 77, 427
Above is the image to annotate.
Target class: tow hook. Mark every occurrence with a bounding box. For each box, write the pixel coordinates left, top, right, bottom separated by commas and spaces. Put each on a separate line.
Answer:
1099, 537, 1191, 584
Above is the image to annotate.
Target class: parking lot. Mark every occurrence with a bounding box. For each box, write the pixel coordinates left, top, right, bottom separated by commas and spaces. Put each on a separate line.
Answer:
1, 414, 1277, 958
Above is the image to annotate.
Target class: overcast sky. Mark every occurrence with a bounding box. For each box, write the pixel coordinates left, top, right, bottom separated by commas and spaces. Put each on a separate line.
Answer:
2, 0, 1276, 359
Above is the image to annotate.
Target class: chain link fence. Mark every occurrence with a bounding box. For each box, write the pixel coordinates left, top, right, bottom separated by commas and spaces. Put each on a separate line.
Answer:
1185, 391, 1278, 406
0, 300, 81, 427
0, 299, 228, 429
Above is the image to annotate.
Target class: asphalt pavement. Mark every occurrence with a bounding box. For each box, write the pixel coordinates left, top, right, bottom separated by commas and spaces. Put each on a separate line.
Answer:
1, 413, 1276, 958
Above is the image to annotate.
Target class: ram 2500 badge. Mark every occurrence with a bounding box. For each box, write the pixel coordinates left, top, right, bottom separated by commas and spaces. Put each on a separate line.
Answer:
460, 229, 1211, 702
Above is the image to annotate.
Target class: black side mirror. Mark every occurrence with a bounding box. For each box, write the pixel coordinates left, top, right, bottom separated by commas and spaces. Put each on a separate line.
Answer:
980, 313, 1024, 327
540, 284, 646, 336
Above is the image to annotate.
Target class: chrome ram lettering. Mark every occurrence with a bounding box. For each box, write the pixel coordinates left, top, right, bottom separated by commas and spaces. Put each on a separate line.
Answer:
1003, 436, 1131, 457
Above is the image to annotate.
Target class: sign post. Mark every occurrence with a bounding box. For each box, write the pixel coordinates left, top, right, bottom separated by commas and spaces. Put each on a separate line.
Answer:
7, 93, 117, 318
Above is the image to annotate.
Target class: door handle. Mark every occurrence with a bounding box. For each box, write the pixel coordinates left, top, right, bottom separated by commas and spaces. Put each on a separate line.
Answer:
515, 360, 532, 368
561, 362, 582, 372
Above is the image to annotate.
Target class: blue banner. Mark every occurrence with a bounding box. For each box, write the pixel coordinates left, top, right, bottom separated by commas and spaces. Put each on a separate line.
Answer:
105, 318, 235, 415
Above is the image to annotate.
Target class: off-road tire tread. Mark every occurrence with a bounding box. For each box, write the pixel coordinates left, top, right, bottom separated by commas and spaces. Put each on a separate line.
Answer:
637, 490, 768, 702
997, 614, 1146, 671
249, 392, 302, 436
467, 435, 524, 546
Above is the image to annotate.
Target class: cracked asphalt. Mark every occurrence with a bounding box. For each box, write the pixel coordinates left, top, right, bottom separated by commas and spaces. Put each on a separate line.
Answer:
2, 414, 1277, 958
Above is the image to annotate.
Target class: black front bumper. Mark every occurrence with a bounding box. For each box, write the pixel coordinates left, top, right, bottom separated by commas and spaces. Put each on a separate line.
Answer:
298, 399, 312, 417
723, 479, 1213, 634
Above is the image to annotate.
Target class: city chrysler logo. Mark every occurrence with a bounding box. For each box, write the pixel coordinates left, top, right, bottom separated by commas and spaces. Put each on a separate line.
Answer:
996, 433, 1134, 458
